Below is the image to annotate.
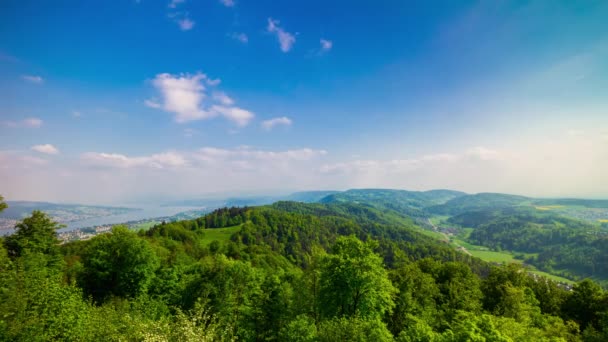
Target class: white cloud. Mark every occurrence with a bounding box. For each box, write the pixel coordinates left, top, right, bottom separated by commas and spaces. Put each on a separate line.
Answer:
22, 75, 44, 84
81, 146, 326, 170
146, 72, 255, 125
72, 111, 81, 118
167, 8, 196, 31
230, 32, 248, 44
2, 131, 607, 203
82, 151, 187, 169
168, 0, 185, 8
177, 18, 195, 31
267, 18, 296, 53
31, 144, 59, 155
144, 99, 162, 109
210, 105, 254, 127
262, 116, 292, 130
219, 0, 235, 7
195, 146, 327, 163
212, 91, 234, 105
320, 39, 333, 52
206, 78, 221, 86
4, 118, 44, 128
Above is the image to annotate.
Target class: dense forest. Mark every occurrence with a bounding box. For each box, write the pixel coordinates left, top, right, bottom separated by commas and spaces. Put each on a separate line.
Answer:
449, 207, 608, 280
2, 193, 608, 341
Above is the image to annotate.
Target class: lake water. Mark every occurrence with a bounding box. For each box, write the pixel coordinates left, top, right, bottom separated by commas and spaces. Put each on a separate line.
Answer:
60, 205, 205, 232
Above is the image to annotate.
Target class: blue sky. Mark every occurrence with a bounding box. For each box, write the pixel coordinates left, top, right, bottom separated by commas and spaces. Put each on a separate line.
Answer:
1, 0, 607, 203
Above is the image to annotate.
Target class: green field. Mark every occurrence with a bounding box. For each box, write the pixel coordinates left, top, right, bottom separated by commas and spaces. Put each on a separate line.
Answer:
131, 221, 160, 231
443, 229, 575, 284
468, 250, 517, 263
429, 215, 449, 226
200, 225, 242, 246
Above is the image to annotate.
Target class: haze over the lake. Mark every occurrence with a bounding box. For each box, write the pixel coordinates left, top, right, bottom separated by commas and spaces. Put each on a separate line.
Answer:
1, 1, 607, 204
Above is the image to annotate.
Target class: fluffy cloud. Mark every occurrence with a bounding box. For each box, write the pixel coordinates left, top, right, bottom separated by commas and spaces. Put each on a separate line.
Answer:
31, 144, 59, 155
261, 116, 292, 130
21, 75, 44, 84
267, 18, 295, 52
320, 39, 333, 52
146, 72, 255, 125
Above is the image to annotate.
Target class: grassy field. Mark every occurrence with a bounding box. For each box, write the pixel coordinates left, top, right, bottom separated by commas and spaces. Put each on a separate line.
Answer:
534, 205, 565, 211
200, 225, 242, 246
527, 269, 574, 284
445, 230, 575, 284
429, 215, 449, 226
468, 250, 517, 263
417, 228, 448, 241
131, 221, 161, 231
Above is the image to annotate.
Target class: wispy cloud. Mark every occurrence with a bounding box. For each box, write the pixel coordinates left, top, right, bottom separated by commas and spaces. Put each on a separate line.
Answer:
168, 0, 185, 8
0, 52, 19, 63
81, 146, 326, 170
219, 0, 235, 7
3, 117, 43, 128
23, 118, 43, 127
229, 32, 248, 44
210, 105, 254, 127
177, 17, 195, 31
212, 91, 234, 105
320, 39, 333, 53
31, 144, 59, 155
21, 75, 44, 84
82, 151, 187, 169
262, 116, 292, 130
167, 1, 194, 31
72, 111, 82, 118
146, 72, 255, 126
267, 18, 295, 53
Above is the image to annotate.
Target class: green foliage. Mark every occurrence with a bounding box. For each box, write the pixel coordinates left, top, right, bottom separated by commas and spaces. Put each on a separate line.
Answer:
280, 315, 317, 342
4, 210, 62, 259
451, 207, 608, 280
319, 236, 396, 319
79, 226, 160, 301
1, 201, 606, 341
429, 192, 529, 215
0, 195, 7, 213
317, 317, 394, 342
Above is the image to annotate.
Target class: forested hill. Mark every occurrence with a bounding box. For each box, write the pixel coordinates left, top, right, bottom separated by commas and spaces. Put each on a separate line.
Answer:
449, 207, 608, 280
313, 189, 608, 282
3, 194, 608, 341
319, 188, 467, 218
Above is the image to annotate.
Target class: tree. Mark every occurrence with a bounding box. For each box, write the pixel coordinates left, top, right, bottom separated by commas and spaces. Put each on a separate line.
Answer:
0, 195, 6, 213
319, 236, 396, 319
4, 210, 62, 259
80, 226, 159, 301
317, 317, 394, 342
389, 262, 440, 335
563, 279, 605, 330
